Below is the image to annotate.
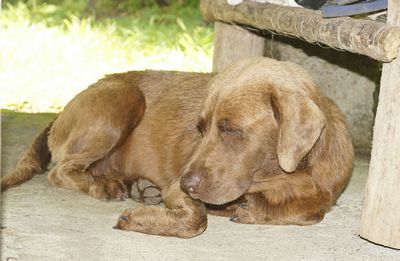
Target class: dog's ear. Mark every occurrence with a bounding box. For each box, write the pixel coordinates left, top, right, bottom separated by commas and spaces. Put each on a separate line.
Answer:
271, 90, 325, 173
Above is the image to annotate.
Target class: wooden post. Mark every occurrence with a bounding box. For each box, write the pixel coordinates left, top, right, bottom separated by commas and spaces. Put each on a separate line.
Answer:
213, 22, 265, 72
360, 0, 400, 249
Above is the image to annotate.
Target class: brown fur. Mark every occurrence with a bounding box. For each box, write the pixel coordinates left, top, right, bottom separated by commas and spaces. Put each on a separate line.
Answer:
1, 123, 52, 191
1, 58, 353, 238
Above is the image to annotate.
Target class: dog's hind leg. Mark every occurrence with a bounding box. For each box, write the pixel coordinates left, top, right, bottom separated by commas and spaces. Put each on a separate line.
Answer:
230, 172, 330, 225
48, 139, 131, 201
48, 163, 130, 201
47, 82, 146, 200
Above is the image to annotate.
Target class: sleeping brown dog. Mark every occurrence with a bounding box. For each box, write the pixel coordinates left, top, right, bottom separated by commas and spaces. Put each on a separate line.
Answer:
1, 57, 353, 238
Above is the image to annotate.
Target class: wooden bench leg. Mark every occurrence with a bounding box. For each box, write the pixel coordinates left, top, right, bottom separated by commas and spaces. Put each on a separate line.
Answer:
212, 22, 265, 72
360, 0, 400, 249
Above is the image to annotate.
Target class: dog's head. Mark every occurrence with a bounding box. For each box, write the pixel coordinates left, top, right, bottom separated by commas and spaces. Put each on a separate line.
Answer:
181, 58, 326, 205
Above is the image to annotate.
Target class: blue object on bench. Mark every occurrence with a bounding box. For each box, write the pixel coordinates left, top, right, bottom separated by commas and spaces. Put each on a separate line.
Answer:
336, 0, 362, 6
295, 0, 328, 10
322, 0, 388, 18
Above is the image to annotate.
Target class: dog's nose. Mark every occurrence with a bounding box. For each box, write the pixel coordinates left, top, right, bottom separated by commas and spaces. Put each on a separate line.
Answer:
181, 174, 201, 193
181, 169, 206, 194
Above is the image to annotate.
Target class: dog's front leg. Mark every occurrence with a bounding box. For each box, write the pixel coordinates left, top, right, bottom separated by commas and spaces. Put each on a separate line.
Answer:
230, 173, 328, 225
114, 179, 207, 238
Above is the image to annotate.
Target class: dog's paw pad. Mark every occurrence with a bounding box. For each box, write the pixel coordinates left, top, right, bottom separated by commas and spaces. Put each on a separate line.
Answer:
131, 179, 162, 205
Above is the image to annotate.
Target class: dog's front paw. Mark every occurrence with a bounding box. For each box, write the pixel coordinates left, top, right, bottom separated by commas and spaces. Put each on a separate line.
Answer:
113, 207, 155, 232
89, 178, 129, 202
113, 206, 207, 238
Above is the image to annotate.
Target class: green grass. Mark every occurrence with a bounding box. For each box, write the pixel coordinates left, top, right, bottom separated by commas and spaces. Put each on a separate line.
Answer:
0, 1, 213, 112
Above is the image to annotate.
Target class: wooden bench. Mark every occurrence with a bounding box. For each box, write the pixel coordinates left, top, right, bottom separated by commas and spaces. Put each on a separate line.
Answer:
200, 0, 400, 249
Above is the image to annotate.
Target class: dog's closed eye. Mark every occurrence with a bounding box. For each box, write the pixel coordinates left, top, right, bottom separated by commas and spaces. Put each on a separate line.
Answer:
197, 118, 206, 137
218, 119, 243, 138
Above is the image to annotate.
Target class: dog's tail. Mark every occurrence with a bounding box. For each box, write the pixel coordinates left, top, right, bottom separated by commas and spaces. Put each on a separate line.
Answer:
1, 122, 53, 192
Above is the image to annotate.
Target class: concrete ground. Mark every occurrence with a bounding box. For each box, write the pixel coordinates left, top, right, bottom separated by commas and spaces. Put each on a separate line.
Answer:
1, 110, 399, 261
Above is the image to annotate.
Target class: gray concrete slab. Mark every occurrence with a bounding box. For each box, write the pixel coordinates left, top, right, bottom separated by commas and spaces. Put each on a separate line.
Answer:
1, 111, 399, 260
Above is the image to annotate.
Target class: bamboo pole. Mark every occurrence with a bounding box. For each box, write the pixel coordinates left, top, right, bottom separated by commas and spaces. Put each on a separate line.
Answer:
360, 0, 400, 249
200, 0, 400, 62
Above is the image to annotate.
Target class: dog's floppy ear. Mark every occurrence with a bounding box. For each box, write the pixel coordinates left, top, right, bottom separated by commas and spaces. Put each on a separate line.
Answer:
271, 90, 325, 173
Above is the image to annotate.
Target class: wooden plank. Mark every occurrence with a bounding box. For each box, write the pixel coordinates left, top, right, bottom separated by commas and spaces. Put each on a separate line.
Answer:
200, 0, 400, 62
213, 22, 265, 72
360, 0, 400, 249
